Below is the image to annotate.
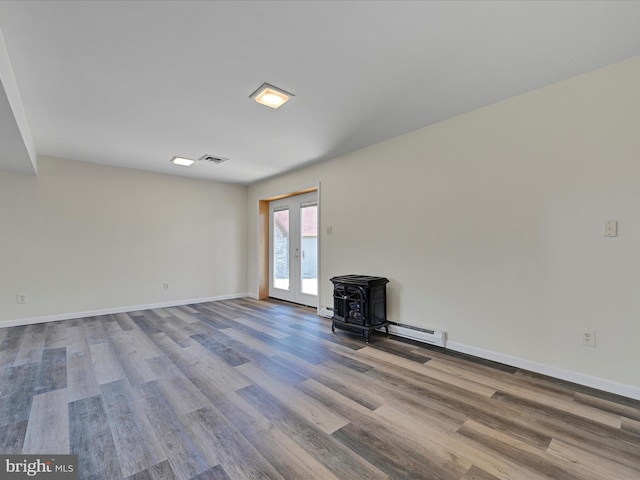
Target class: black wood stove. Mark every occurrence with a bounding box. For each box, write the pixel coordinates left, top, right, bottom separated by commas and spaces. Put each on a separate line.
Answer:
330, 275, 389, 342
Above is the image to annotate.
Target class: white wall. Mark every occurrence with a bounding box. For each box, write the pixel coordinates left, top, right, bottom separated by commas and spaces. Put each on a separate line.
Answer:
0, 156, 247, 324
0, 27, 37, 174
248, 56, 640, 395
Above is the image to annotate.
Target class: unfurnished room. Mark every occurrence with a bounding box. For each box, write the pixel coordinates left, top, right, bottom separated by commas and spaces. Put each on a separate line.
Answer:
1, 1, 640, 479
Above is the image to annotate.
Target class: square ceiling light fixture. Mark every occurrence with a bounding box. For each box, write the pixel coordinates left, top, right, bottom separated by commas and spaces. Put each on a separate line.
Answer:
170, 156, 195, 167
249, 83, 294, 109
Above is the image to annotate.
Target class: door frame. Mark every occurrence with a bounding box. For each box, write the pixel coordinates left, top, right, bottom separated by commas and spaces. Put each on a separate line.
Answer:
268, 191, 318, 306
257, 183, 320, 312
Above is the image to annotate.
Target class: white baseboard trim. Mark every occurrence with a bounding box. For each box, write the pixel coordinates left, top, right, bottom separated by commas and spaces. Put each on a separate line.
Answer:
319, 306, 334, 318
446, 341, 640, 401
0, 293, 249, 329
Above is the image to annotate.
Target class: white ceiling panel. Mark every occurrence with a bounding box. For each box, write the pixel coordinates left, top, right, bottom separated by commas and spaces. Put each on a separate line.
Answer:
0, 1, 639, 183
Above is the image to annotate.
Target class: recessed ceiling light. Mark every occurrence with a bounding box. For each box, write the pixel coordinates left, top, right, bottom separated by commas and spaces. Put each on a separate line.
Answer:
249, 83, 294, 109
171, 156, 194, 167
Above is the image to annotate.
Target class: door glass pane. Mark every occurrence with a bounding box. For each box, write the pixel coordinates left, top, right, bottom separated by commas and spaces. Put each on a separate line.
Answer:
300, 203, 318, 295
273, 209, 289, 290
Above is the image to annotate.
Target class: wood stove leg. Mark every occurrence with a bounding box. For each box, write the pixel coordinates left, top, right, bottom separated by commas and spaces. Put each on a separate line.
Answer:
364, 329, 369, 343
385, 324, 389, 337
331, 321, 335, 333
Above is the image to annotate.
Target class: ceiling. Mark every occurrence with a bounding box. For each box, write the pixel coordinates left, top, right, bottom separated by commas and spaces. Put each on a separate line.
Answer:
1, 1, 640, 185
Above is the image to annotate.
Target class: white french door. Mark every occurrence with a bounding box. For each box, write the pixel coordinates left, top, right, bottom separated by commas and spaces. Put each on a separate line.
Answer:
269, 191, 318, 307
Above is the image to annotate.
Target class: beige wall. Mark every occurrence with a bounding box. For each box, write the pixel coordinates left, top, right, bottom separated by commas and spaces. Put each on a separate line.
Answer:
1, 156, 248, 324
248, 56, 640, 393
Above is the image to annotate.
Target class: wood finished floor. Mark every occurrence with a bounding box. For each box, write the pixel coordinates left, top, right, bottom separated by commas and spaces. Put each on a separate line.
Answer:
1, 298, 639, 480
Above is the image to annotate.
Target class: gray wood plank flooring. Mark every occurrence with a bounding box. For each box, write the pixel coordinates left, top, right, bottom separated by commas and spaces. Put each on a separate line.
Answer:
1, 298, 639, 479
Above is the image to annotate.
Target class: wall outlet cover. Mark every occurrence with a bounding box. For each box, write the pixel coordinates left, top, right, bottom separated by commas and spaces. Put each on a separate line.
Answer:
581, 329, 596, 347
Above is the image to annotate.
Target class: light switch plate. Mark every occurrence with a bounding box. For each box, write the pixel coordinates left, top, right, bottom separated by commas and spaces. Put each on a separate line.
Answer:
603, 220, 617, 237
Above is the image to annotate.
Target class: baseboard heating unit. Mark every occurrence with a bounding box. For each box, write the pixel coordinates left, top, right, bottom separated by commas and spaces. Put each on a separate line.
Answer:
384, 322, 446, 348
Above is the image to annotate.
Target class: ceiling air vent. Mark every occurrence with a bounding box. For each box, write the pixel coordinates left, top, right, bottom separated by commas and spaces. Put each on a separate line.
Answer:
198, 154, 228, 165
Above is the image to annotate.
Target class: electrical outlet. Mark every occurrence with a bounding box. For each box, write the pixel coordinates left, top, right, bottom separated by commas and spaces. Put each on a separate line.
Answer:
163, 282, 170, 291
581, 329, 596, 347
16, 293, 27, 304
